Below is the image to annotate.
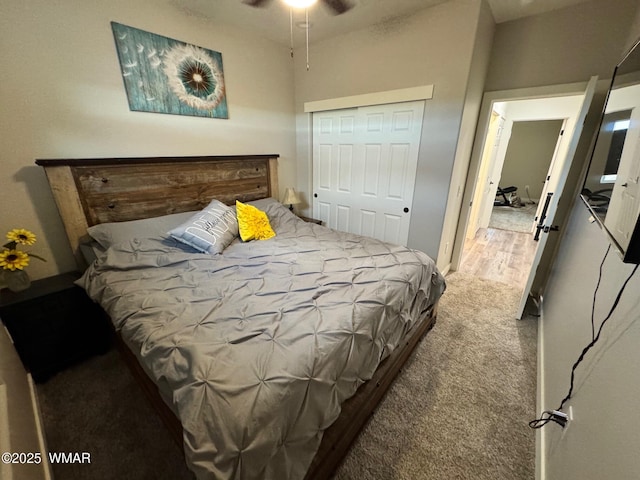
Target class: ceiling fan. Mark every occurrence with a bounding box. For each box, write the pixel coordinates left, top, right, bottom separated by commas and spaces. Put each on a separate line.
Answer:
243, 0, 353, 70
243, 0, 354, 15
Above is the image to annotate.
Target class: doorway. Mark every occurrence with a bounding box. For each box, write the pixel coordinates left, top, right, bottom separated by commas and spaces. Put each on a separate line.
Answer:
459, 118, 564, 290
488, 119, 564, 231
453, 80, 597, 312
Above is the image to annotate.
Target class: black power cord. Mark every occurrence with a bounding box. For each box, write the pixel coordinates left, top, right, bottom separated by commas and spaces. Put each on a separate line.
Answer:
591, 244, 611, 341
529, 246, 639, 430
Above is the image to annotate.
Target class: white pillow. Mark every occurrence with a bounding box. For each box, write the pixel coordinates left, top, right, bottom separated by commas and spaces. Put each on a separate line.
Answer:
168, 199, 239, 254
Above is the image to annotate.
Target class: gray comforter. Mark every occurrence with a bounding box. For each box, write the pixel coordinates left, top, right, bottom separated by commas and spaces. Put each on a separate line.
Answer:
78, 201, 445, 480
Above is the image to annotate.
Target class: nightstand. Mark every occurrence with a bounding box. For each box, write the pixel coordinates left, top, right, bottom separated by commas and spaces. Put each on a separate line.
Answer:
0, 271, 111, 383
298, 215, 323, 225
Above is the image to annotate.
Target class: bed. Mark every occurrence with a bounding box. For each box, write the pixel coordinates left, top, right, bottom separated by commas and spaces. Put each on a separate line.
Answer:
35, 154, 445, 480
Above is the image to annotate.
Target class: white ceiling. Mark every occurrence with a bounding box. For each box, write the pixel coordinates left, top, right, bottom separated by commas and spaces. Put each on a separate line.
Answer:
170, 0, 595, 46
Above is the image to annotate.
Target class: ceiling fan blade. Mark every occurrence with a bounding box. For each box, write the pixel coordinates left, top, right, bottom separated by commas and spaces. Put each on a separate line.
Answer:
322, 0, 353, 15
243, 0, 272, 7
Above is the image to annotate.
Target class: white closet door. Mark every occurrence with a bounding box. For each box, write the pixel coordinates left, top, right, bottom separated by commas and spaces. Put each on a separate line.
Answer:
313, 100, 425, 246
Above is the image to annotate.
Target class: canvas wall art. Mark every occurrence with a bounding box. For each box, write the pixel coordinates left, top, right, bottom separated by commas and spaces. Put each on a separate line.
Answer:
111, 22, 228, 119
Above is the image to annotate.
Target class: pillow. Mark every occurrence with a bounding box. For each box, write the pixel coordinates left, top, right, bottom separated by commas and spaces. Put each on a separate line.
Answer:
236, 200, 276, 242
79, 240, 106, 264
87, 211, 197, 249
246, 197, 278, 210
168, 199, 239, 254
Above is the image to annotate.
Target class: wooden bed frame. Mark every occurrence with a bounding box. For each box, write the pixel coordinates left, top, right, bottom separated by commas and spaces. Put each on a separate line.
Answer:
35, 154, 437, 479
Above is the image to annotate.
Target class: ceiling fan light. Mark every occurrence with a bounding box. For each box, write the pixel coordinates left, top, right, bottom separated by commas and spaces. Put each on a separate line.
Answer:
283, 0, 318, 8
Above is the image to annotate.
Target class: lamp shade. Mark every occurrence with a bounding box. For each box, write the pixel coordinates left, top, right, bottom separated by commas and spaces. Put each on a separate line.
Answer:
282, 188, 301, 206
283, 0, 318, 8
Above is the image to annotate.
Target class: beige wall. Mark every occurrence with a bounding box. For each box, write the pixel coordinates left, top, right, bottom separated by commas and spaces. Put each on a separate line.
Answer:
486, 0, 640, 478
541, 206, 640, 480
486, 0, 638, 91
500, 120, 563, 200
436, 0, 496, 269
541, 4, 640, 477
293, 0, 493, 266
0, 0, 297, 280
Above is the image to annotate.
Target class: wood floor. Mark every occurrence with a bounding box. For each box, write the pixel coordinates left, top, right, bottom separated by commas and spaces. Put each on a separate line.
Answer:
458, 227, 537, 290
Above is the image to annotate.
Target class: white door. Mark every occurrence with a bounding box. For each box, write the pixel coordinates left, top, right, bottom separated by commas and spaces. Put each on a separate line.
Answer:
312, 101, 425, 246
516, 76, 598, 318
468, 112, 504, 238
467, 112, 496, 239
532, 120, 567, 232
478, 118, 511, 229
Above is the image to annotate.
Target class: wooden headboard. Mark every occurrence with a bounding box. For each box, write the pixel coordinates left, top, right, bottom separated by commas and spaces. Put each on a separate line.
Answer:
35, 154, 279, 268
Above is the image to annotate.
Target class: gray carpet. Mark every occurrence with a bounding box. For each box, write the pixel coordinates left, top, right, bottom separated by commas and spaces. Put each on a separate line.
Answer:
36, 272, 536, 479
489, 203, 537, 233
36, 347, 194, 479
334, 272, 537, 479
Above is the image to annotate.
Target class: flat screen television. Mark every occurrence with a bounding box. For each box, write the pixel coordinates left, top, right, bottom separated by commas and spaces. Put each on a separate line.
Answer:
581, 37, 640, 264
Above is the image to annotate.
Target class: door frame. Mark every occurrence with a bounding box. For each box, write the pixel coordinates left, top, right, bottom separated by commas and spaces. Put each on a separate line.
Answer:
304, 85, 433, 114
451, 81, 592, 272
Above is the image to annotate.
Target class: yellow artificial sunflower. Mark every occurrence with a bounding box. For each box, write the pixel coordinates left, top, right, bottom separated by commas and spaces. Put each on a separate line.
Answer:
6, 228, 36, 246
0, 249, 30, 271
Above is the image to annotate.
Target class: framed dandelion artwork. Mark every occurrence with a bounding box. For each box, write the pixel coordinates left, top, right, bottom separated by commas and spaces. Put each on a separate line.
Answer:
110, 22, 228, 119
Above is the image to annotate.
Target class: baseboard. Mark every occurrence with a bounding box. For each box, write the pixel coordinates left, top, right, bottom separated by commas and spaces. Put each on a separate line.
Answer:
0, 327, 53, 480
29, 375, 53, 480
536, 294, 546, 480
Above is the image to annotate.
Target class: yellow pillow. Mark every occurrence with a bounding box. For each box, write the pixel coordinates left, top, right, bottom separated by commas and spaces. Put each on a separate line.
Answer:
236, 201, 276, 242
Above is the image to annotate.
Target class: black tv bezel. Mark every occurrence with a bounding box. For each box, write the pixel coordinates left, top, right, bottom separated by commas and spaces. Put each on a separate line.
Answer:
580, 37, 640, 265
